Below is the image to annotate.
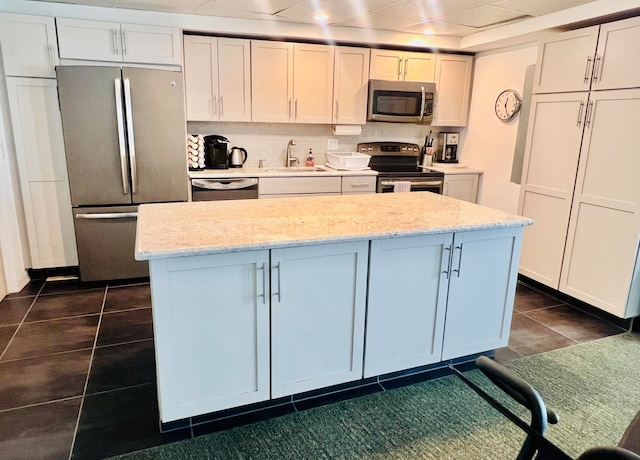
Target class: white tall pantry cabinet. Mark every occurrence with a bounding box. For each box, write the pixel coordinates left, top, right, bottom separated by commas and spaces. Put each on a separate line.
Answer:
519, 15, 640, 318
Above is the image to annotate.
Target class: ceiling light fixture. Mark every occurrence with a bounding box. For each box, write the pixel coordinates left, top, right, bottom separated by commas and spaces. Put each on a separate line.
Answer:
423, 28, 435, 35
314, 12, 329, 22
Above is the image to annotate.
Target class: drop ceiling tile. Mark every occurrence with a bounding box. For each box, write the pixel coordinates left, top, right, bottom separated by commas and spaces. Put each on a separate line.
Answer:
196, 0, 305, 16
28, 0, 116, 6
402, 20, 476, 36
114, 0, 208, 14
375, 0, 487, 20
334, 10, 422, 30
276, 0, 358, 24
494, 0, 598, 16
442, 5, 529, 28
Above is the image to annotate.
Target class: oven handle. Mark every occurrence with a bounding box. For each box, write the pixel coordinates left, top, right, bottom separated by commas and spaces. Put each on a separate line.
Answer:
380, 180, 443, 187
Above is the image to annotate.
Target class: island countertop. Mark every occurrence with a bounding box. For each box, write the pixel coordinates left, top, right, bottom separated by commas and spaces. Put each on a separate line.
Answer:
135, 192, 532, 260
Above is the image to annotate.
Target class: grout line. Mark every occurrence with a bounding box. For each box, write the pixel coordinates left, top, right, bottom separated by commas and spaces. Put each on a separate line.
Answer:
0, 292, 41, 362
0, 395, 83, 415
67, 285, 108, 460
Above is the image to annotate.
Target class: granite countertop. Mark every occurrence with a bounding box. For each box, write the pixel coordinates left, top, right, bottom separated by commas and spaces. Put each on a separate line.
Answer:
426, 164, 483, 175
135, 192, 532, 260
189, 166, 378, 179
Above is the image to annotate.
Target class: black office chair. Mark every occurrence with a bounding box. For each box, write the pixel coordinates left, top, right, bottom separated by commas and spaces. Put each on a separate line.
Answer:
474, 356, 640, 460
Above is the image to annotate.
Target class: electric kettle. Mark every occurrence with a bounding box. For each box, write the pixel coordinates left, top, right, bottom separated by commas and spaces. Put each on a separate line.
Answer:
229, 146, 248, 168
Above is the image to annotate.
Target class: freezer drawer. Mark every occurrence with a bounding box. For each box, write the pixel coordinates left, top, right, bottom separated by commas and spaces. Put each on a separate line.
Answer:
73, 206, 148, 281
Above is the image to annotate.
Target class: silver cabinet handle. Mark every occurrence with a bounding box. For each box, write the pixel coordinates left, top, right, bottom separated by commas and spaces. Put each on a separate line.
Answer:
404, 58, 408, 80
257, 263, 267, 304
349, 183, 371, 188
288, 98, 292, 120
220, 95, 224, 116
122, 30, 127, 55
335, 100, 339, 121
123, 78, 137, 194
397, 57, 402, 80
272, 262, 282, 302
113, 29, 119, 55
48, 44, 55, 70
452, 244, 463, 277
583, 56, 592, 84
576, 101, 585, 127
585, 100, 594, 128
213, 95, 218, 115
442, 245, 452, 279
76, 212, 137, 219
114, 78, 130, 194
294, 99, 298, 120
592, 55, 601, 83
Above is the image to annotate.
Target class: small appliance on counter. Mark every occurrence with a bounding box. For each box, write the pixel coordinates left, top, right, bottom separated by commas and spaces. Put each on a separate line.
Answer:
435, 132, 460, 163
204, 135, 230, 169
229, 146, 248, 168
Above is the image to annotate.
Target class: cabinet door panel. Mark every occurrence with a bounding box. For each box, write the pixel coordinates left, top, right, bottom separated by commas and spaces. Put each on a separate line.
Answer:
333, 47, 370, 125
533, 26, 599, 93
251, 40, 293, 122
370, 50, 403, 80
151, 251, 270, 422
293, 44, 334, 124
593, 16, 640, 90
271, 241, 367, 397
365, 234, 451, 377
517, 93, 587, 288
121, 23, 181, 65
433, 54, 473, 127
403, 51, 435, 82
57, 18, 122, 62
183, 35, 216, 121
218, 38, 251, 122
0, 13, 58, 78
442, 228, 522, 360
443, 174, 478, 203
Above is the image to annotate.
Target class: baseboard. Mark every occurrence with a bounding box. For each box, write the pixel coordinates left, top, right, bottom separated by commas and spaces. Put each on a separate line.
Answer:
28, 266, 80, 281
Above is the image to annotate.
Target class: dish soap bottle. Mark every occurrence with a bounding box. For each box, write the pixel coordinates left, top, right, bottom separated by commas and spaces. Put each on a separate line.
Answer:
306, 148, 315, 167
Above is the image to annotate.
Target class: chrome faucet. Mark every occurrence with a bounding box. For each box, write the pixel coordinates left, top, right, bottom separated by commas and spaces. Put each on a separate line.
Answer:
286, 139, 299, 167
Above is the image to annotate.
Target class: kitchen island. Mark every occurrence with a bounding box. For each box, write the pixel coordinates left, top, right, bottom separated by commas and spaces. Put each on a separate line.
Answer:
136, 192, 532, 424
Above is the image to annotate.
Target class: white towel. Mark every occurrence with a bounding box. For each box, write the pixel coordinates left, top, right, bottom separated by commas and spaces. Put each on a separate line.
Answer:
393, 181, 411, 193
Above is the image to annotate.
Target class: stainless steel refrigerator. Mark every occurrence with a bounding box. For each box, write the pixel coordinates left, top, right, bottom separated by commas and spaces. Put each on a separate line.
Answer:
57, 66, 188, 281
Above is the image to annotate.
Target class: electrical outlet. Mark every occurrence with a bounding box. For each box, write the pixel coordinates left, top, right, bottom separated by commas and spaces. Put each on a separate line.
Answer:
327, 139, 339, 151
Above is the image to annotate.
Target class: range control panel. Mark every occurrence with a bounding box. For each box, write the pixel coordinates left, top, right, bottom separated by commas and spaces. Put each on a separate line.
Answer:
357, 142, 420, 157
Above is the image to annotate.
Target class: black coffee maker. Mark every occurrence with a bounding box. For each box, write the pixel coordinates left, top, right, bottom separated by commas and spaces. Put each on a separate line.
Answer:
204, 135, 229, 169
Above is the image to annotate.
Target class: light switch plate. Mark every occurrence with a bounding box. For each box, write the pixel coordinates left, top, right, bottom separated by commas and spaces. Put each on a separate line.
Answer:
327, 139, 339, 151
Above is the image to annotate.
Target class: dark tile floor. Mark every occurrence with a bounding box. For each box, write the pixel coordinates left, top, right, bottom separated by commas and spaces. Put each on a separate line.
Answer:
0, 277, 629, 459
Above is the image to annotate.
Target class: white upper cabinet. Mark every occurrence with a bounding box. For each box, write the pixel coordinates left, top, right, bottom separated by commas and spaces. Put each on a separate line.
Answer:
433, 54, 473, 127
56, 18, 181, 65
184, 36, 251, 122
370, 49, 435, 82
533, 26, 599, 93
332, 47, 370, 125
592, 16, 640, 91
0, 13, 58, 78
251, 41, 334, 124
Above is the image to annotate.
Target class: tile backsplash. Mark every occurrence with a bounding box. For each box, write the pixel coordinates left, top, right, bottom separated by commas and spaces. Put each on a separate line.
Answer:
187, 121, 455, 167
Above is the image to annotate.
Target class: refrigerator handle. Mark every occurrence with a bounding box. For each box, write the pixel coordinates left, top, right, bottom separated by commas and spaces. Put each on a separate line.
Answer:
123, 78, 138, 194
114, 78, 130, 195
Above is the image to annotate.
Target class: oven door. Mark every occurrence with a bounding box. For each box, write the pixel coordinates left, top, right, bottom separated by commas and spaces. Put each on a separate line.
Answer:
378, 178, 443, 194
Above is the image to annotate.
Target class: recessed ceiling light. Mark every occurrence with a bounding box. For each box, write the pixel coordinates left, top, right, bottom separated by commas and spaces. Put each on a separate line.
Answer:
314, 12, 329, 22
423, 28, 435, 35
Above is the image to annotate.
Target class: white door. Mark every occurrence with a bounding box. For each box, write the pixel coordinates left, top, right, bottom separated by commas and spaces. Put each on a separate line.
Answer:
533, 26, 599, 94
333, 47, 370, 125
251, 40, 294, 123
217, 38, 251, 122
183, 35, 217, 121
271, 241, 368, 398
403, 51, 436, 82
293, 44, 334, 124
369, 49, 404, 80
120, 23, 181, 66
57, 18, 123, 62
442, 227, 523, 360
560, 89, 640, 318
517, 92, 588, 288
0, 13, 58, 78
443, 174, 478, 203
365, 234, 452, 377
433, 54, 473, 127
592, 16, 640, 91
6, 77, 77, 268
150, 250, 271, 422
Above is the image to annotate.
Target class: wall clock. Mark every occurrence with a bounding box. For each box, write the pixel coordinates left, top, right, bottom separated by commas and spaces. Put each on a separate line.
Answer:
495, 89, 522, 122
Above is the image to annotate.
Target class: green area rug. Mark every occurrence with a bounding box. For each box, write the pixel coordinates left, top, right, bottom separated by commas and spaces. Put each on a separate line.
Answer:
113, 333, 640, 460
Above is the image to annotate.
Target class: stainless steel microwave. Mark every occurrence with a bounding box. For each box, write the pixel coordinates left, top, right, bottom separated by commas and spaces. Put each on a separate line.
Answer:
367, 79, 436, 124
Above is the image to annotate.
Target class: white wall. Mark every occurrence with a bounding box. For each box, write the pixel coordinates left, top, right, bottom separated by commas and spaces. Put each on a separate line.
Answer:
462, 44, 539, 213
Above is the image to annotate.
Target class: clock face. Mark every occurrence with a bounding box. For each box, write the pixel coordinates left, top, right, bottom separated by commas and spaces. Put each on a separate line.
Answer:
495, 89, 522, 121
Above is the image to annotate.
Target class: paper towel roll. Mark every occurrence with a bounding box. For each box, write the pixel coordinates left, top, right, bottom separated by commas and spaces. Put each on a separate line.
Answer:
332, 125, 362, 136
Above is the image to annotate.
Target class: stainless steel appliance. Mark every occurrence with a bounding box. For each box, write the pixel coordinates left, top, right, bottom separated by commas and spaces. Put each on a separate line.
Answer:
191, 178, 258, 201
204, 135, 229, 169
228, 146, 248, 168
357, 142, 444, 194
435, 132, 460, 163
57, 66, 188, 281
367, 80, 435, 124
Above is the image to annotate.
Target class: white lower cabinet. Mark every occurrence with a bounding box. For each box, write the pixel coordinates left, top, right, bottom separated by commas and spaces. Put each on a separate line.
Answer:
441, 228, 522, 360
443, 173, 479, 203
150, 250, 271, 422
271, 241, 368, 397
365, 234, 451, 377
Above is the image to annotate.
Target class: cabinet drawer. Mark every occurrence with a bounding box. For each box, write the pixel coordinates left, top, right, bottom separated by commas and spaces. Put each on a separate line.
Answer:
259, 176, 341, 195
341, 176, 376, 194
